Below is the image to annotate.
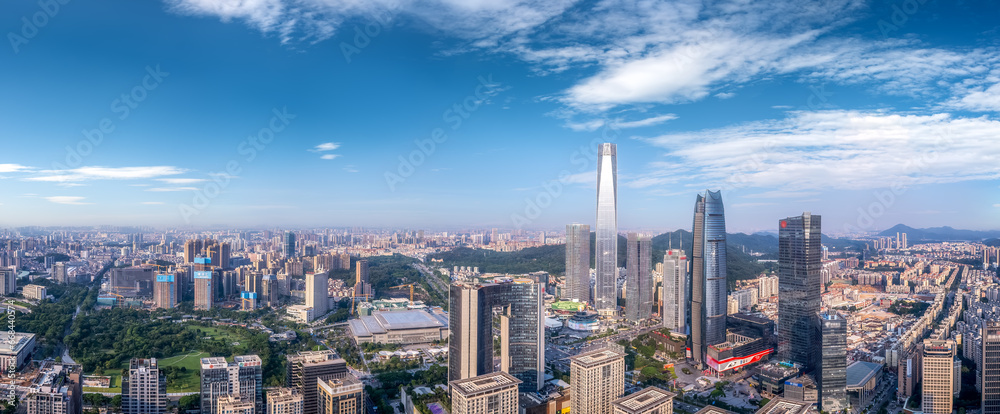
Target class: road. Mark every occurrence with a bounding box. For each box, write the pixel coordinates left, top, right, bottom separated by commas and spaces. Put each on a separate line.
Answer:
60, 305, 82, 364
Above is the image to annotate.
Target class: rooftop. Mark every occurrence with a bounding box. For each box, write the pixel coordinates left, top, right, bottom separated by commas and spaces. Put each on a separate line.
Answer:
611, 387, 675, 413
755, 397, 812, 414
846, 360, 884, 388
450, 372, 521, 396
696, 407, 738, 414
0, 332, 35, 355
570, 347, 626, 368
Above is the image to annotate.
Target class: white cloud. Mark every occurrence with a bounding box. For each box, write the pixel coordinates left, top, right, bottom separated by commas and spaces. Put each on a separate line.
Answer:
947, 82, 1000, 112
157, 178, 208, 184
146, 187, 199, 192
310, 142, 341, 152
0, 164, 32, 173
614, 114, 677, 129
26, 166, 186, 182
715, 92, 735, 99
45, 196, 91, 205
320, 154, 341, 160
636, 110, 1000, 191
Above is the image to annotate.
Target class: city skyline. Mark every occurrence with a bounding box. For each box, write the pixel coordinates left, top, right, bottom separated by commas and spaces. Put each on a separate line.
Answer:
1, 1, 999, 231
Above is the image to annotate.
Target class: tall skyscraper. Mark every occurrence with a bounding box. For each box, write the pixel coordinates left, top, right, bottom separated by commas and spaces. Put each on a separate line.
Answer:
0, 266, 16, 294
982, 321, 1000, 414
691, 190, 727, 367
819, 313, 847, 413
306, 271, 330, 319
317, 375, 364, 414
625, 233, 652, 322
123, 358, 167, 414
200, 356, 263, 414
595, 142, 618, 316
154, 274, 177, 309
778, 212, 822, 370
286, 350, 347, 414
283, 231, 296, 258
565, 223, 590, 304
449, 280, 544, 391
570, 347, 626, 414
450, 372, 521, 414
662, 247, 688, 333
922, 339, 955, 414
354, 259, 371, 297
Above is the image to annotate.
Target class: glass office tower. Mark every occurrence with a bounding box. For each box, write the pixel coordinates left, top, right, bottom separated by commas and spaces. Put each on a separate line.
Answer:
778, 212, 822, 370
565, 223, 591, 304
595, 143, 618, 315
820, 312, 848, 412
691, 190, 727, 367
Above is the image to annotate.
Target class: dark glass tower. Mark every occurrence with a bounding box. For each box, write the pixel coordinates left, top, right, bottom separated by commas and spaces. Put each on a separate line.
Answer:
595, 143, 618, 315
691, 190, 727, 367
820, 312, 848, 412
983, 321, 1000, 414
565, 223, 591, 304
625, 233, 652, 322
283, 231, 296, 258
449, 280, 544, 391
778, 212, 822, 370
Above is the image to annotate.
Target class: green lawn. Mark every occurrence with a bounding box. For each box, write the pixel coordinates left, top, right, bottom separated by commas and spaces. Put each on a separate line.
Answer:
159, 351, 209, 370
83, 350, 207, 394
185, 325, 237, 342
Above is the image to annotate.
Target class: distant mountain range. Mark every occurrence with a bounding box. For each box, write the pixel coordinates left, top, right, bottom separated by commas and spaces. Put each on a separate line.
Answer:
878, 224, 1000, 241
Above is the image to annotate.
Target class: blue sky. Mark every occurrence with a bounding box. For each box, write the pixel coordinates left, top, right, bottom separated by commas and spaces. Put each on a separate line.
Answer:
1, 0, 999, 233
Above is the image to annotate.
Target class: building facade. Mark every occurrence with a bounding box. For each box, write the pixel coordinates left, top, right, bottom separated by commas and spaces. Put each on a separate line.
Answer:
449, 280, 544, 391
778, 212, 822, 370
200, 356, 263, 414
570, 347, 626, 414
306, 271, 329, 320
123, 358, 167, 414
595, 142, 618, 316
611, 386, 675, 414
819, 313, 848, 413
625, 233, 652, 323
922, 339, 955, 414
317, 375, 364, 414
565, 223, 591, 304
662, 248, 688, 333
450, 372, 520, 414
266, 388, 304, 414
691, 190, 727, 367
983, 322, 1000, 414
286, 350, 347, 414
154, 274, 177, 309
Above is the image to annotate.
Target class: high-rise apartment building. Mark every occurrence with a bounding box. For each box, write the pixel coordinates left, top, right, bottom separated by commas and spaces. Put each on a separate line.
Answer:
819, 313, 847, 413
216, 395, 255, 414
611, 386, 675, 414
283, 232, 296, 258
154, 274, 177, 309
662, 248, 688, 333
261, 274, 278, 307
565, 223, 590, 304
286, 350, 347, 414
0, 266, 16, 294
450, 372, 521, 414
691, 190, 727, 367
266, 388, 303, 414
449, 280, 544, 391
306, 271, 330, 319
123, 358, 167, 414
983, 322, 1000, 414
25, 364, 82, 414
595, 142, 618, 316
354, 260, 371, 297
570, 347, 626, 414
194, 268, 214, 311
922, 339, 955, 414
625, 233, 652, 322
317, 375, 364, 414
778, 212, 822, 370
200, 356, 263, 414
51, 262, 67, 284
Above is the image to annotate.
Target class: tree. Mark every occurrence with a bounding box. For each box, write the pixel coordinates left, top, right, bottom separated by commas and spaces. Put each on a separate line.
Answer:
178, 394, 200, 412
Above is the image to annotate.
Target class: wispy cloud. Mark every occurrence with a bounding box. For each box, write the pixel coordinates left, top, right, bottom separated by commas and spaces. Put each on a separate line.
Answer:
636, 110, 1000, 191
157, 178, 208, 184
310, 142, 341, 152
25, 166, 185, 182
320, 154, 341, 160
146, 187, 199, 192
343, 165, 359, 173
45, 196, 91, 205
0, 164, 32, 173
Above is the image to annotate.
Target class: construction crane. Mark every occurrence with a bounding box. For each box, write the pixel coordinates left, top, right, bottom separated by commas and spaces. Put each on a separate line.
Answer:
351, 292, 371, 315
388, 283, 417, 302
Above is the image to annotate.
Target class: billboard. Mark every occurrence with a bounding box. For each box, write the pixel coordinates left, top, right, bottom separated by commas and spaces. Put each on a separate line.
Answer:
706, 348, 773, 372
194, 271, 213, 279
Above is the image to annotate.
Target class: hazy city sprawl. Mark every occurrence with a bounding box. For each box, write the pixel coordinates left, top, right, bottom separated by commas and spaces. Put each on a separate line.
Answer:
1, 1, 999, 414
